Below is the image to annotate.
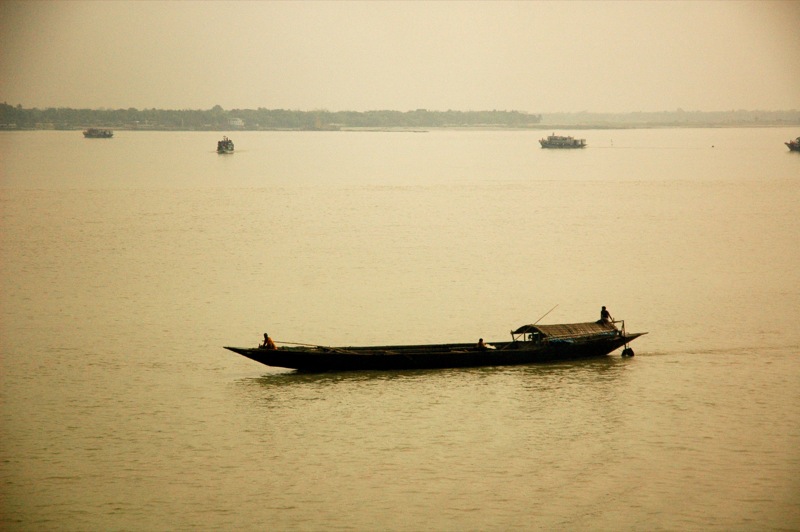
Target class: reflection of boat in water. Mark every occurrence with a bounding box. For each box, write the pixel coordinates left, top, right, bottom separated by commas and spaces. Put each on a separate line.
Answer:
539, 133, 586, 149
785, 137, 800, 152
83, 128, 113, 138
224, 319, 646, 372
217, 136, 234, 153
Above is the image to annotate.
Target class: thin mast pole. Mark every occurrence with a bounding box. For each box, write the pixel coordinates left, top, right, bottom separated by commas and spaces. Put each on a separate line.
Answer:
533, 304, 559, 325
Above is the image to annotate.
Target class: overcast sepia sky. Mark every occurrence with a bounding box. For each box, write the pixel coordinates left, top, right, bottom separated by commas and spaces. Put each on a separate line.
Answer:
1, 1, 798, 113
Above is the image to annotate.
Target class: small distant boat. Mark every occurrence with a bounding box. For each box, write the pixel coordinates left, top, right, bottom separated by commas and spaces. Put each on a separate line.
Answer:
83, 128, 113, 138
224, 319, 646, 372
785, 137, 800, 152
539, 133, 586, 149
217, 136, 234, 153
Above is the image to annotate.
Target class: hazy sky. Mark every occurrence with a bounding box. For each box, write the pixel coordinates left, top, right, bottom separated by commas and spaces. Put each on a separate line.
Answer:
1, 1, 798, 113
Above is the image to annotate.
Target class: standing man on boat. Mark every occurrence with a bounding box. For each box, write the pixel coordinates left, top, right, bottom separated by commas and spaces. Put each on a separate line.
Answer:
260, 332, 277, 350
601, 306, 613, 323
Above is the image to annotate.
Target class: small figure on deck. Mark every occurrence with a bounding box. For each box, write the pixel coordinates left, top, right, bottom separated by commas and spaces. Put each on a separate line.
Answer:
600, 306, 613, 324
476, 338, 495, 350
260, 332, 277, 350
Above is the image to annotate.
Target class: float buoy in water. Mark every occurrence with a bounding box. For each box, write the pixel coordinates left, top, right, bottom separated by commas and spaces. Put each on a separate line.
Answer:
621, 347, 635, 357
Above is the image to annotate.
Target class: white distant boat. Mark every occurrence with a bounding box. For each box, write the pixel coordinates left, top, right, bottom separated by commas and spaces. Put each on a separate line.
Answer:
539, 133, 586, 149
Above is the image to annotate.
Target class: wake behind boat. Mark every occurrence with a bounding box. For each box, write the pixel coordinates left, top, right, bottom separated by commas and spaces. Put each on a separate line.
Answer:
225, 319, 646, 372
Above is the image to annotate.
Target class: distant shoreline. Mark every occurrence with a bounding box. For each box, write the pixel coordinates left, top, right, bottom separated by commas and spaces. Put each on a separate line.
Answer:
2, 123, 798, 132
1, 103, 798, 131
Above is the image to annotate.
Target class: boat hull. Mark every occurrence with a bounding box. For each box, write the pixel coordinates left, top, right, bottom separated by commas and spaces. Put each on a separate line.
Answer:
539, 143, 585, 149
225, 332, 645, 372
217, 137, 234, 153
539, 134, 586, 149
83, 128, 113, 138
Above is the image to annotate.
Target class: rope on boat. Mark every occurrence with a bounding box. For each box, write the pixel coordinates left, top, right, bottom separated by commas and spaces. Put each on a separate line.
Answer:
274, 340, 324, 347
274, 340, 360, 355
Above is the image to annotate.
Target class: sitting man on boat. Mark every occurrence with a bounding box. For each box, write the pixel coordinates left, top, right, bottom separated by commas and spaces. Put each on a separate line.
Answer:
476, 338, 495, 350
259, 332, 277, 350
600, 306, 614, 324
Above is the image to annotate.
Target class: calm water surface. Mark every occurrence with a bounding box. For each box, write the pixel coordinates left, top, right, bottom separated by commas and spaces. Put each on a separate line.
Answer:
1, 128, 799, 530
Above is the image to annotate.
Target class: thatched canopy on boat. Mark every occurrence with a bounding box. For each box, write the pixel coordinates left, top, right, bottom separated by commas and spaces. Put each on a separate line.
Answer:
512, 321, 617, 339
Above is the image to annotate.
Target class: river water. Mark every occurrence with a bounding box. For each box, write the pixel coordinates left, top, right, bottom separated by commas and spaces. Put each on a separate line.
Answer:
1, 128, 799, 530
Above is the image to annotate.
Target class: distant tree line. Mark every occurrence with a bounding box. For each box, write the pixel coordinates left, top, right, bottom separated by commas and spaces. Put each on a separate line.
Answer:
5, 103, 796, 130
542, 109, 800, 127
0, 103, 542, 130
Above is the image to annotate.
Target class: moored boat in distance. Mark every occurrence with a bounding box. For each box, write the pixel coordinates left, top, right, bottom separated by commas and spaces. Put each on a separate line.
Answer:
539, 133, 586, 149
217, 136, 234, 153
224, 319, 646, 372
785, 137, 800, 152
83, 128, 113, 138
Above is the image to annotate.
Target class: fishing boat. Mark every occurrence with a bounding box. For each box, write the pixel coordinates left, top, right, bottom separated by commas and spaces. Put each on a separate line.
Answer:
83, 128, 113, 138
224, 319, 646, 372
217, 136, 234, 153
785, 137, 800, 152
539, 133, 586, 149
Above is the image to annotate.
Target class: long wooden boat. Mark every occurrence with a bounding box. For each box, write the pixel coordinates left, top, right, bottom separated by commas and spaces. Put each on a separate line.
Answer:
786, 137, 800, 152
224, 320, 646, 372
